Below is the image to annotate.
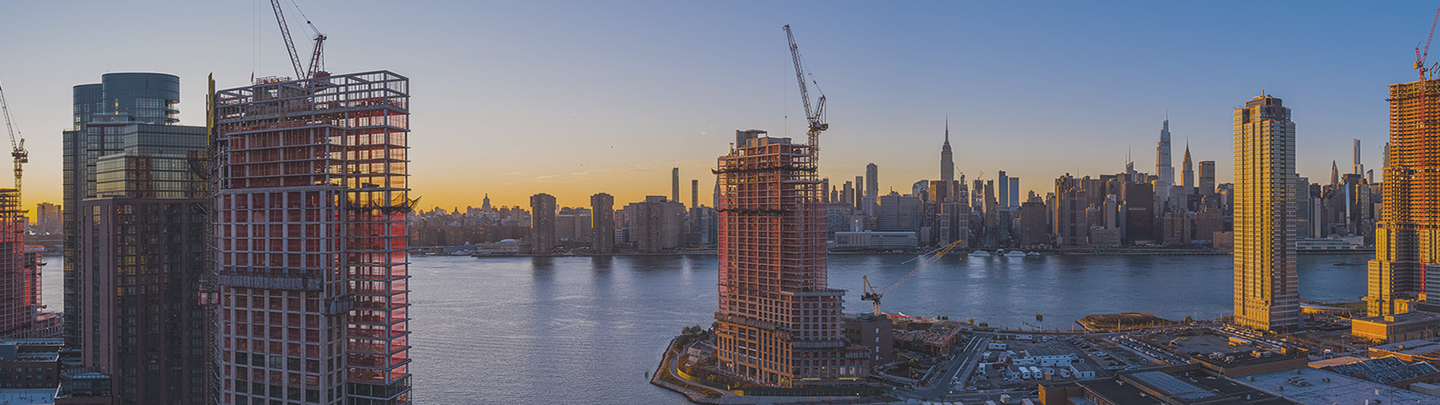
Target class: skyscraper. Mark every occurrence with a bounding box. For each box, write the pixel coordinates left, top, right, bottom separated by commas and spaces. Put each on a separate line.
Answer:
63, 72, 183, 350
854, 175, 865, 212
997, 171, 1009, 209
1330, 160, 1340, 188
672, 167, 680, 204
215, 71, 413, 404
1353, 138, 1363, 175
0, 190, 38, 339
1009, 177, 1020, 209
1233, 94, 1299, 331
1155, 118, 1174, 206
1366, 77, 1440, 317
691, 179, 699, 210
1199, 161, 1216, 195
531, 193, 557, 254
940, 119, 954, 183
865, 163, 878, 215
1182, 144, 1195, 191
591, 193, 615, 254
714, 130, 863, 387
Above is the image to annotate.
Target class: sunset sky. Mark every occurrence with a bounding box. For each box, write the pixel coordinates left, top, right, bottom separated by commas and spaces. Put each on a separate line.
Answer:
0, 1, 1429, 210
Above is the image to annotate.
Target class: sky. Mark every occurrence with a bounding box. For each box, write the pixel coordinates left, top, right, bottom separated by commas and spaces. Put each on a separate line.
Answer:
0, 1, 1429, 211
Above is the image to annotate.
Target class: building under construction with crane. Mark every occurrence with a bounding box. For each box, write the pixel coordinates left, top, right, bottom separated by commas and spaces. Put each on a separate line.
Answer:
212, 2, 413, 404
0, 79, 46, 342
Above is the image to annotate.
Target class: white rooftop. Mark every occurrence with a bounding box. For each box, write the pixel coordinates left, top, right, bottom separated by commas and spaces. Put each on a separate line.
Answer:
1242, 367, 1437, 404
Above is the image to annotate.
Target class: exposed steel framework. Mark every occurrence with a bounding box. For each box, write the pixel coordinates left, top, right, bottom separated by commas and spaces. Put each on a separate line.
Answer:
713, 131, 865, 388
214, 71, 411, 404
1368, 78, 1440, 317
0, 189, 31, 338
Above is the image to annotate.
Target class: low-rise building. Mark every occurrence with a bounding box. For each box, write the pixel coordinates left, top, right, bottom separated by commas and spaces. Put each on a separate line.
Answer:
1352, 312, 1440, 343
833, 231, 918, 249
842, 313, 893, 366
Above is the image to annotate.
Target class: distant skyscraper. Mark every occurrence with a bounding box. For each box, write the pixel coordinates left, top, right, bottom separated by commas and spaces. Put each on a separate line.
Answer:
591, 193, 615, 254
691, 179, 699, 210
940, 119, 954, 183
1008, 177, 1020, 209
531, 193, 557, 253
1233, 94, 1299, 331
1367, 78, 1440, 317
627, 196, 686, 252
482, 194, 492, 211
997, 171, 1009, 209
855, 175, 865, 212
672, 167, 680, 204
1155, 118, 1174, 208
1331, 161, 1340, 188
1182, 144, 1195, 191
1353, 138, 1363, 175
1199, 161, 1216, 195
714, 130, 863, 387
1053, 174, 1086, 246
865, 163, 878, 214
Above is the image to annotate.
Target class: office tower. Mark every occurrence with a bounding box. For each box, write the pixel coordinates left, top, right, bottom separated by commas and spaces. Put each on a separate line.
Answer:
821, 178, 830, 203
1367, 78, 1440, 317
1017, 200, 1049, 246
530, 193, 557, 253
1330, 161, 1340, 188
841, 181, 853, 209
215, 71, 413, 404
997, 171, 1009, 209
591, 193, 615, 254
1009, 177, 1020, 209
1053, 175, 1086, 246
672, 167, 680, 204
1124, 183, 1155, 245
940, 120, 954, 182
62, 72, 184, 349
1233, 94, 1299, 331
1155, 118, 1174, 207
854, 176, 865, 212
627, 196, 686, 252
1296, 176, 1313, 239
691, 179, 699, 210
1353, 138, 1363, 175
876, 194, 922, 232
865, 163, 878, 214
714, 130, 863, 387
1199, 161, 1216, 195
1182, 144, 1195, 191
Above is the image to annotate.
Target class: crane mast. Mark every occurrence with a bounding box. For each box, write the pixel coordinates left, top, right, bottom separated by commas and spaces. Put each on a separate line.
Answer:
784, 25, 828, 169
0, 81, 25, 194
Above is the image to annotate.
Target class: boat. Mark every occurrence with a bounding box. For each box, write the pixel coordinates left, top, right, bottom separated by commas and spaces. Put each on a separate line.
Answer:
1026, 251, 1041, 256
1003, 250, 1027, 258
967, 250, 991, 257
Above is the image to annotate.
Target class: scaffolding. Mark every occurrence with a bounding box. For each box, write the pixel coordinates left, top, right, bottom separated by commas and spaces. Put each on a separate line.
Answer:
0, 189, 23, 339
214, 71, 411, 405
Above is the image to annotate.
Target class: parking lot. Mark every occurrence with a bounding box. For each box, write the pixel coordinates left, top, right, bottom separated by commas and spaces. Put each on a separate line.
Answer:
955, 335, 1105, 392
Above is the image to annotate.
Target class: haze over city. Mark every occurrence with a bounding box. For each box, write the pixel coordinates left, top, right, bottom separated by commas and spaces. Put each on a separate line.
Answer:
0, 1, 1425, 210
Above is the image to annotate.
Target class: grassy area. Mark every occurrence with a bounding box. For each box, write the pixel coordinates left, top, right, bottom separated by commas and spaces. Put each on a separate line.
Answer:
1079, 312, 1176, 331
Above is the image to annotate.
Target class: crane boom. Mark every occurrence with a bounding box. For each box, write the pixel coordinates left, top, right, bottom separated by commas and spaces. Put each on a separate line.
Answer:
861, 239, 964, 315
784, 25, 828, 169
0, 80, 25, 193
270, 0, 307, 81
305, 21, 327, 79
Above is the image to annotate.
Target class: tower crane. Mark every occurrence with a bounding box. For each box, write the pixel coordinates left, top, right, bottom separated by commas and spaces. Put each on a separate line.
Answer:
861, 239, 965, 316
784, 25, 828, 169
1417, 5, 1440, 80
269, 0, 328, 81
0, 80, 26, 193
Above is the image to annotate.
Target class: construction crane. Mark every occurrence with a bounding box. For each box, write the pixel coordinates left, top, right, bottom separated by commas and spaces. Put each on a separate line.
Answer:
270, 0, 327, 81
861, 239, 965, 316
1417, 4, 1440, 80
0, 80, 26, 193
784, 25, 828, 169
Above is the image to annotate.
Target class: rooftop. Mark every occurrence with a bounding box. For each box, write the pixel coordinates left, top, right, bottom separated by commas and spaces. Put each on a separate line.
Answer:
0, 388, 55, 405
1321, 356, 1440, 385
1355, 311, 1440, 327
1242, 367, 1438, 404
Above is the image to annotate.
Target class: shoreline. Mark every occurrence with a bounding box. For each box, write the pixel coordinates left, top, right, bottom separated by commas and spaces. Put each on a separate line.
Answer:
455, 249, 1372, 258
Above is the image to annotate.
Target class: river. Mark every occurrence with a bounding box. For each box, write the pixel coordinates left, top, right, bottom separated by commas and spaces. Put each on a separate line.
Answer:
37, 253, 1369, 404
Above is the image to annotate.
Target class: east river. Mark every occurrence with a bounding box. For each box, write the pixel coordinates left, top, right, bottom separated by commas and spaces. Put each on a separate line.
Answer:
38, 253, 1369, 404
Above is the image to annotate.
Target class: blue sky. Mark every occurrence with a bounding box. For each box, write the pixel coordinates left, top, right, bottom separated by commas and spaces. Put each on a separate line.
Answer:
0, 1, 1426, 209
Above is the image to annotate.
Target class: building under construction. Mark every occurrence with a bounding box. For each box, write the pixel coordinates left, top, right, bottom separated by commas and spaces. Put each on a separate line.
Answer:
1367, 77, 1440, 319
0, 189, 42, 339
214, 71, 412, 404
713, 130, 867, 388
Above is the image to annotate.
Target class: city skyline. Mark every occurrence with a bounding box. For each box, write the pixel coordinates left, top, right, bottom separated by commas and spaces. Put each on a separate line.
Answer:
0, 2, 1425, 211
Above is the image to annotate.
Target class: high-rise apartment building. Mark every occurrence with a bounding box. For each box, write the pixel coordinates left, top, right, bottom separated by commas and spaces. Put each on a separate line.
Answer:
714, 130, 863, 387
63, 72, 183, 350
671, 167, 680, 204
1199, 161, 1216, 195
33, 202, 61, 235
1367, 78, 1440, 317
590, 193, 615, 254
627, 196, 685, 252
1353, 138, 1364, 175
997, 171, 1009, 209
1232, 94, 1299, 331
530, 193, 556, 254
0, 190, 39, 339
1008, 177, 1020, 209
691, 179, 699, 210
214, 71, 413, 404
1053, 175, 1086, 246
